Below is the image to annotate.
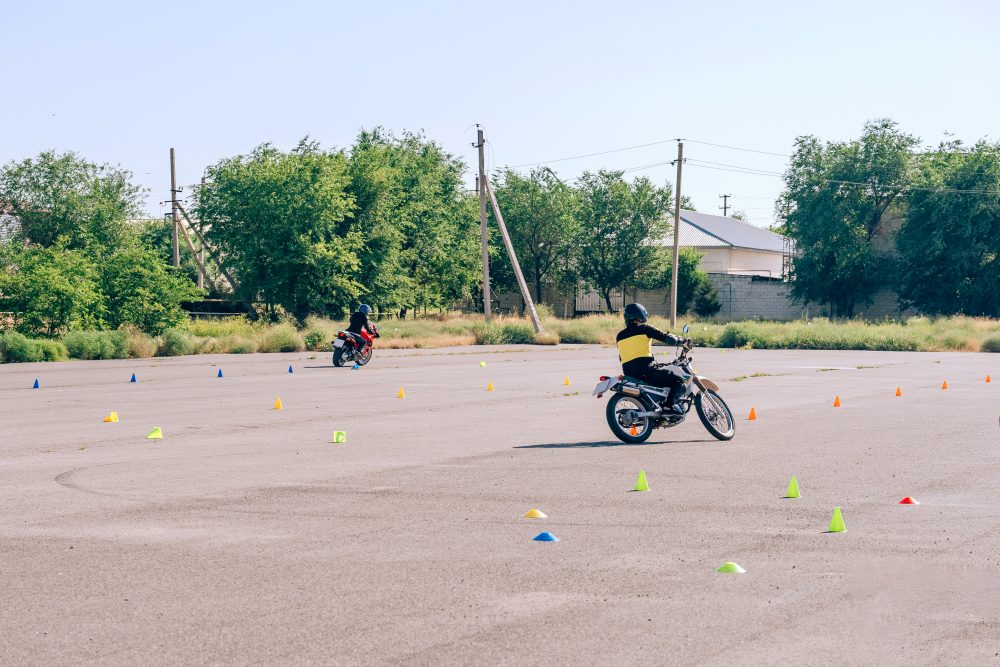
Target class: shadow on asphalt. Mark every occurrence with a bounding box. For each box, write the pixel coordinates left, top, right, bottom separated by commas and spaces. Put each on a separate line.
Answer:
515, 439, 716, 449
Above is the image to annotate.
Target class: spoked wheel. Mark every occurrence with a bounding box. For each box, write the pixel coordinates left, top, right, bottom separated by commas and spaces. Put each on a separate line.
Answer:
695, 389, 736, 441
357, 347, 373, 366
606, 393, 656, 444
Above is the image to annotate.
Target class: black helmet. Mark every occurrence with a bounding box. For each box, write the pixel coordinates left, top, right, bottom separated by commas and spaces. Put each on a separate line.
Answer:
358, 304, 372, 315
623, 303, 648, 324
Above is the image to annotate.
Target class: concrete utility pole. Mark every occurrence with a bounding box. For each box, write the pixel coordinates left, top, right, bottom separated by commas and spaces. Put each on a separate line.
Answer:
475, 127, 491, 320
169, 148, 180, 268
719, 193, 731, 217
197, 177, 207, 289
669, 141, 684, 328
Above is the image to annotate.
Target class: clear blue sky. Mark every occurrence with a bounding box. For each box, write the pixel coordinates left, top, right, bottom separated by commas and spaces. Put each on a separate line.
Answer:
3, 0, 997, 225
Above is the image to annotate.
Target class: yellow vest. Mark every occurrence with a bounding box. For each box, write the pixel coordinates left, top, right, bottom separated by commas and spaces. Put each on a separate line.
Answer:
617, 333, 653, 364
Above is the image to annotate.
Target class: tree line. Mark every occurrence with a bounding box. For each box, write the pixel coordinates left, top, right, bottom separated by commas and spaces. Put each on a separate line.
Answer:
779, 118, 1000, 317
0, 129, 716, 336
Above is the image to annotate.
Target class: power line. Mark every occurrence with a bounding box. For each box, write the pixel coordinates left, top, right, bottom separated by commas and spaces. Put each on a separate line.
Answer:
682, 138, 790, 158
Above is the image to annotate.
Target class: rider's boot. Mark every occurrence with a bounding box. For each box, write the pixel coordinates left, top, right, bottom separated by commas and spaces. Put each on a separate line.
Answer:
659, 384, 685, 417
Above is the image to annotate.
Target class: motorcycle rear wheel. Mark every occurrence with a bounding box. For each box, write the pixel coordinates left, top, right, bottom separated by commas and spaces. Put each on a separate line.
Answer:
606, 392, 656, 444
333, 347, 347, 367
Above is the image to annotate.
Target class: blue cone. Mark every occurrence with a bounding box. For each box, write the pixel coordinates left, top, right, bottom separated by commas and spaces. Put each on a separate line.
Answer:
533, 532, 559, 542
287, 365, 293, 374
217, 369, 223, 378
33, 378, 39, 389
130, 373, 137, 383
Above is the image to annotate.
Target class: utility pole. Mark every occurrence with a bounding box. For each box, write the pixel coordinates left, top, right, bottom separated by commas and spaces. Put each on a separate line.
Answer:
197, 177, 206, 289
169, 148, 180, 267
475, 127, 491, 320
719, 193, 731, 217
669, 141, 684, 328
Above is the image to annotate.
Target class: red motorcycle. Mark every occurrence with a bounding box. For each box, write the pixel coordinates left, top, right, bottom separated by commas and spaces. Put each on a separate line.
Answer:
332, 326, 378, 367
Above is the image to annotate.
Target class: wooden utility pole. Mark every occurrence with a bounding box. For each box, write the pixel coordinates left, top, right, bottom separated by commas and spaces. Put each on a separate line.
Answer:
169, 148, 180, 267
475, 127, 491, 320
719, 193, 731, 217
669, 141, 684, 328
484, 180, 544, 334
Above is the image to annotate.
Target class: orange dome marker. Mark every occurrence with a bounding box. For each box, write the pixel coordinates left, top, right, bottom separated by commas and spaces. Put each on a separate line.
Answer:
898, 496, 919, 505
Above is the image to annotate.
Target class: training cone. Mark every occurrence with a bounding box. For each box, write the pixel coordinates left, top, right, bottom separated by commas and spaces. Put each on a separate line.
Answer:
833, 395, 841, 407
785, 475, 800, 499
634, 470, 650, 492
987, 374, 992, 383
217, 369, 223, 378
563, 376, 571, 386
716, 562, 746, 574
629, 424, 639, 436
32, 378, 39, 389
332, 431, 347, 443
895, 386, 902, 397
898, 496, 919, 505
102, 411, 119, 423
942, 380, 948, 390
523, 509, 547, 519
480, 361, 486, 367
145, 427, 163, 440
487, 382, 494, 392
827, 506, 847, 533
748, 407, 757, 421
396, 388, 405, 399
533, 532, 559, 542
130, 373, 137, 383
273, 397, 283, 410
288, 365, 293, 374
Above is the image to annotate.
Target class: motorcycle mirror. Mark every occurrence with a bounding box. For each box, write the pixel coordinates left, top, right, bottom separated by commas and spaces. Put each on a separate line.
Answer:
682, 324, 690, 334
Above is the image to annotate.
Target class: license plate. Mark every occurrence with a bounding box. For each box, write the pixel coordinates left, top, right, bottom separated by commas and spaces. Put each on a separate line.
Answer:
333, 339, 344, 348
592, 377, 615, 396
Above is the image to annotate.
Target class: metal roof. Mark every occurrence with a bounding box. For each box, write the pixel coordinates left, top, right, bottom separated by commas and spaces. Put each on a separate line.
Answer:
673, 209, 786, 253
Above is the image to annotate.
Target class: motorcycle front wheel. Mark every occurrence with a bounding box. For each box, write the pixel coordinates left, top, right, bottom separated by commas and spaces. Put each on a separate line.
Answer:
357, 347, 373, 366
606, 392, 656, 444
695, 389, 736, 441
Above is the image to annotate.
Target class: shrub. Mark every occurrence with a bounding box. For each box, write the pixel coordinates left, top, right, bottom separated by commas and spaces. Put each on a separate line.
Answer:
37, 339, 69, 361
159, 328, 195, 356
0, 331, 45, 362
220, 336, 257, 354
303, 330, 327, 351
982, 336, 1000, 353
63, 331, 128, 360
693, 282, 722, 317
533, 330, 560, 345
501, 322, 536, 344
472, 321, 504, 345
257, 323, 304, 353
123, 326, 159, 358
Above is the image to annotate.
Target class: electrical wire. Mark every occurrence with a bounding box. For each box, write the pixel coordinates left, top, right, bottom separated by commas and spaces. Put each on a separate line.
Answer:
507, 139, 678, 168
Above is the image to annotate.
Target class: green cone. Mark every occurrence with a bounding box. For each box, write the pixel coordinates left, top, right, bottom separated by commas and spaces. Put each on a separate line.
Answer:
827, 506, 847, 533
785, 475, 800, 499
716, 561, 746, 574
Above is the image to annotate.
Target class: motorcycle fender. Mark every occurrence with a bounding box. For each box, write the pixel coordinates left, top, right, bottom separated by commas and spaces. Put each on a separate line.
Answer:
592, 377, 618, 397
695, 375, 720, 392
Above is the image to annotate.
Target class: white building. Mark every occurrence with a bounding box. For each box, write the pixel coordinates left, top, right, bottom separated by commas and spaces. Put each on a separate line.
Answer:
671, 209, 790, 279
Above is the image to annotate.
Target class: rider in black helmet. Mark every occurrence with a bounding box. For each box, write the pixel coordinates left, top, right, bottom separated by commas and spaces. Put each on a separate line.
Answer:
616, 303, 690, 416
346, 304, 378, 351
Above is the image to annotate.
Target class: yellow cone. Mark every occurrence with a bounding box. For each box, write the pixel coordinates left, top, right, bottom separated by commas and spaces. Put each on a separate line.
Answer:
333, 431, 347, 443
833, 395, 841, 408
487, 382, 494, 392
102, 411, 119, 423
827, 506, 847, 533
145, 427, 163, 440
480, 361, 486, 367
523, 509, 547, 519
397, 388, 405, 399
941, 380, 948, 390
273, 397, 283, 410
785, 475, 800, 499
634, 470, 649, 492
563, 376, 571, 386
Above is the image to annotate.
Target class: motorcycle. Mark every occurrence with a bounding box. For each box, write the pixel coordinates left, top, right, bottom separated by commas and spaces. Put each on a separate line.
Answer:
592, 324, 736, 444
332, 325, 378, 367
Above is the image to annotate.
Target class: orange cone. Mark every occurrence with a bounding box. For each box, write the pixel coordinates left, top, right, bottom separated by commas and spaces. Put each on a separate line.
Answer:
987, 375, 992, 383
941, 380, 948, 390
833, 395, 841, 408
748, 407, 757, 421
629, 425, 638, 436
895, 387, 902, 397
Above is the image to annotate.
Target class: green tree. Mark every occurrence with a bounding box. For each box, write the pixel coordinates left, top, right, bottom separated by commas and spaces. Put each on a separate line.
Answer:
489, 167, 580, 304
635, 247, 718, 315
0, 243, 103, 335
778, 119, 917, 317
0, 151, 144, 254
194, 139, 362, 321
896, 141, 1000, 316
100, 246, 203, 334
345, 129, 480, 316
576, 170, 673, 311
